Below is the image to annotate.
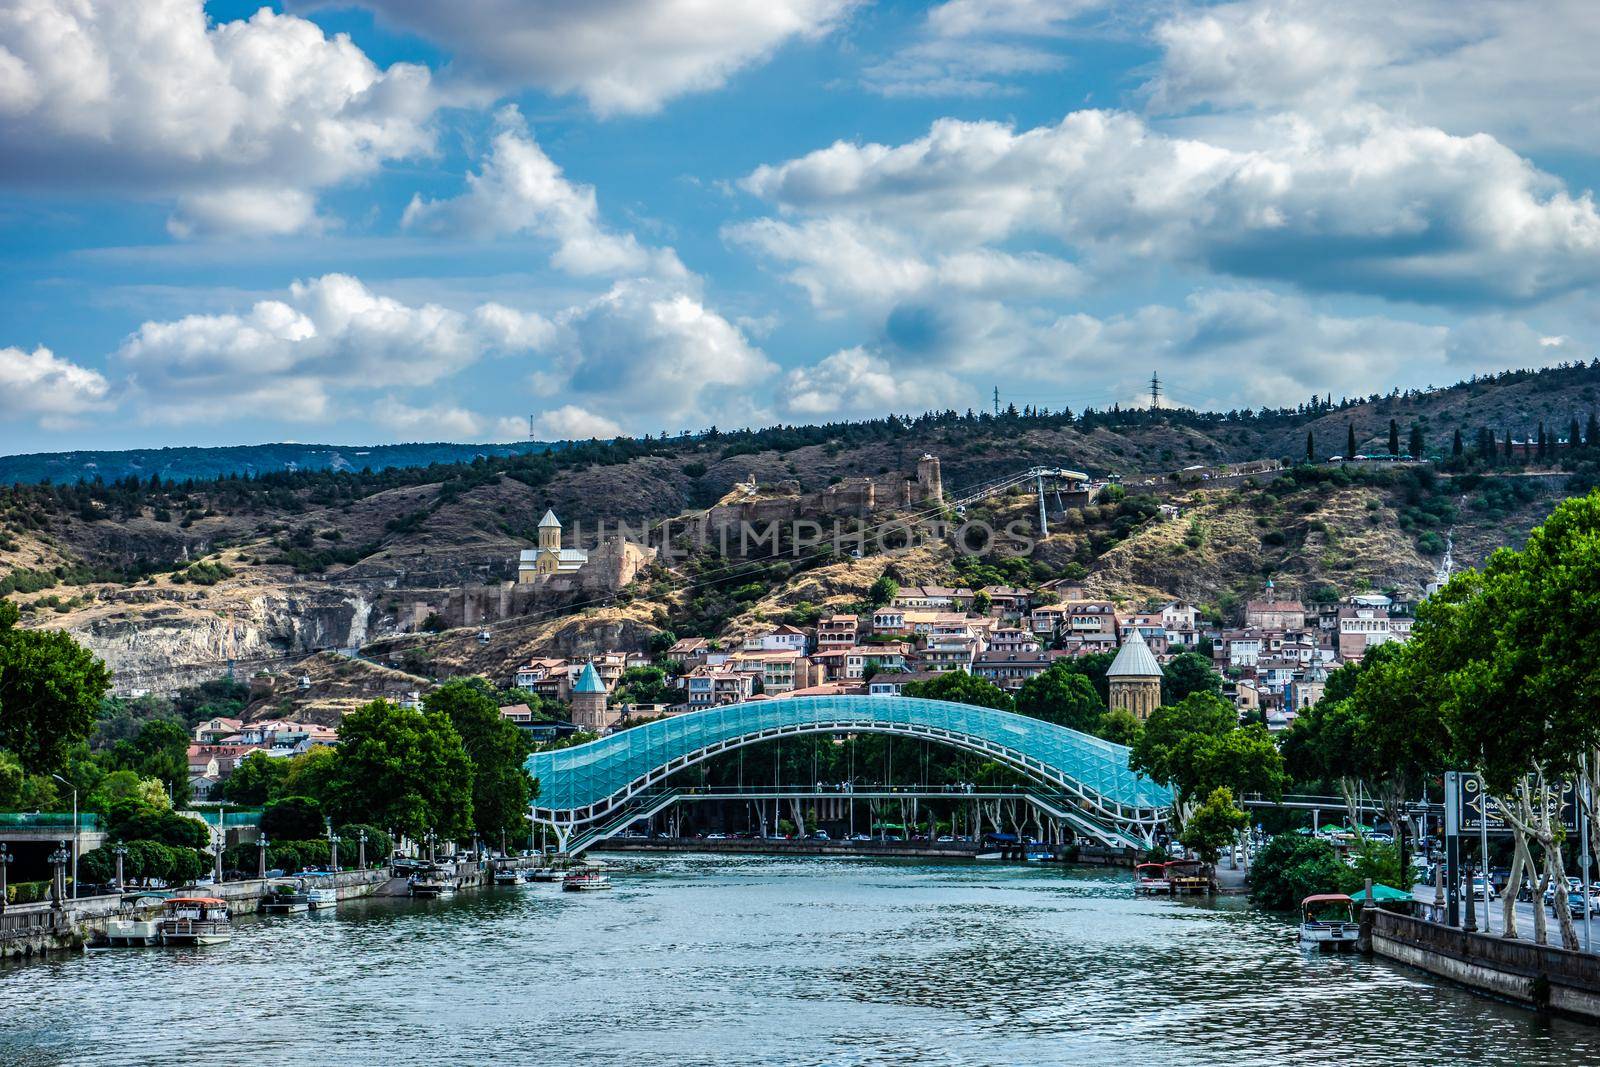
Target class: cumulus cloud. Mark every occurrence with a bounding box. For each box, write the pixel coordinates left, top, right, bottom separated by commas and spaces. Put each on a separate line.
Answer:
0, 344, 113, 428
372, 396, 497, 440
740, 108, 1600, 306
531, 405, 625, 441
781, 346, 964, 417
553, 281, 777, 427
1146, 0, 1600, 154
113, 274, 544, 424
0, 0, 435, 235
403, 107, 684, 279
340, 0, 854, 116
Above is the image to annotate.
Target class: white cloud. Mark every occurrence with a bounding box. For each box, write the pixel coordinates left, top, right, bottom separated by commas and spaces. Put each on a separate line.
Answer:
740, 108, 1600, 306
113, 273, 539, 425
863, 0, 1104, 97
554, 281, 777, 426
727, 216, 1082, 313
532, 405, 624, 441
1146, 0, 1600, 154
403, 107, 684, 279
342, 0, 855, 116
781, 346, 964, 417
372, 396, 494, 440
0, 344, 113, 427
0, 0, 435, 235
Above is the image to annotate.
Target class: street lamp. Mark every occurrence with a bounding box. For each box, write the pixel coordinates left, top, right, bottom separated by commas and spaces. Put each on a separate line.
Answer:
257, 834, 270, 880
49, 773, 78, 900
329, 833, 341, 874
356, 829, 367, 871
113, 843, 128, 889
0, 846, 13, 914
48, 842, 70, 910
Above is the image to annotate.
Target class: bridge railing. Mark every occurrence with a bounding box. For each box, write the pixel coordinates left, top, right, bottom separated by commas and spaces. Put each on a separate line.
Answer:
0, 812, 103, 831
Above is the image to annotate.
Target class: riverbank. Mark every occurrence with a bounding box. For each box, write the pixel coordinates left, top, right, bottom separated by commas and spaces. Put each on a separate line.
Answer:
600, 836, 1141, 867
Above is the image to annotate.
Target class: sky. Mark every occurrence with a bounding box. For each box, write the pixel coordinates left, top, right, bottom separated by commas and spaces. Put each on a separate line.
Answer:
3, 0, 1600, 454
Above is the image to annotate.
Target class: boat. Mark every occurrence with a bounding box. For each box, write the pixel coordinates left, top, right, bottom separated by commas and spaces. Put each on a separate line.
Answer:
409, 867, 455, 898
1134, 863, 1171, 895
1299, 894, 1362, 952
1164, 859, 1212, 896
493, 867, 521, 886
531, 868, 562, 882
260, 881, 311, 914
521, 867, 542, 882
104, 916, 161, 947
303, 878, 339, 911
562, 870, 612, 892
157, 897, 233, 945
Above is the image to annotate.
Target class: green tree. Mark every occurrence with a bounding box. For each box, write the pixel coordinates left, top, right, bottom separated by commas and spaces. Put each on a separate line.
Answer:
902, 671, 1014, 711
1408, 423, 1424, 459
1248, 835, 1351, 911
280, 745, 339, 802
1093, 708, 1143, 747
1346, 423, 1356, 457
1161, 651, 1223, 703
867, 575, 899, 608
971, 590, 992, 617
1388, 418, 1400, 456
325, 699, 474, 844
1305, 429, 1314, 463
220, 750, 288, 804
1452, 428, 1463, 457
261, 795, 325, 840
108, 718, 191, 804
424, 678, 534, 847
1181, 787, 1248, 865
1132, 692, 1284, 819
0, 600, 112, 774
1014, 665, 1104, 731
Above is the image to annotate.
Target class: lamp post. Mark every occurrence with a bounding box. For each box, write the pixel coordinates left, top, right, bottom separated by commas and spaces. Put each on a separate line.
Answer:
113, 843, 128, 889
257, 834, 270, 880
329, 833, 341, 874
357, 829, 367, 871
48, 842, 70, 911
50, 773, 78, 900
0, 846, 13, 914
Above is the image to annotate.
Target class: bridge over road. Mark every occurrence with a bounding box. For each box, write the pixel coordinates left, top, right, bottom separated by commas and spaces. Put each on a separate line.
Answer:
525, 695, 1174, 856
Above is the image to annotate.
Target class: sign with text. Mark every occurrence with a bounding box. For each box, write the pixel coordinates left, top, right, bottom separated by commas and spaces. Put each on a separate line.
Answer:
1456, 774, 1577, 834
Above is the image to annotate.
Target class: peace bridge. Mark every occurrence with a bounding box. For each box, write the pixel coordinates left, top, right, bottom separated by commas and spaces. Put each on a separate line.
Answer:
524, 695, 1174, 855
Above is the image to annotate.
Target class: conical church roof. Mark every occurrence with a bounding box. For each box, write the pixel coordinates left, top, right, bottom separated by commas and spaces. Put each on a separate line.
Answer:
1107, 627, 1162, 678
574, 661, 606, 694
538, 509, 561, 528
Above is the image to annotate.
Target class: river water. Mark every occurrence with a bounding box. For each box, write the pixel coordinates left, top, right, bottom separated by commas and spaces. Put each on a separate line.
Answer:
5, 853, 1598, 1066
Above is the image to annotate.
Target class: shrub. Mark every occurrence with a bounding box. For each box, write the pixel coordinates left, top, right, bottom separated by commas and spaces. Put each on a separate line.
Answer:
1248, 834, 1353, 911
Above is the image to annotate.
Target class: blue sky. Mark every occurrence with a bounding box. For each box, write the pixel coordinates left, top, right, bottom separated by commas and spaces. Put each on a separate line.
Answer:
3, 0, 1599, 453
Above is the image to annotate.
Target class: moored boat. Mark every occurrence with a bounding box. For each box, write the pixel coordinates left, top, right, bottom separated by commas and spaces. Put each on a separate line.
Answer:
260, 881, 311, 914
303, 878, 338, 910
1134, 862, 1170, 895
157, 897, 233, 945
493, 867, 521, 885
1299, 894, 1361, 952
409, 866, 455, 897
1164, 859, 1212, 895
562, 870, 611, 892
104, 916, 161, 947
531, 868, 562, 882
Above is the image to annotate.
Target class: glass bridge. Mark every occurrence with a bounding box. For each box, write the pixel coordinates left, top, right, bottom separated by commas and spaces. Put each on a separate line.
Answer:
525, 696, 1174, 853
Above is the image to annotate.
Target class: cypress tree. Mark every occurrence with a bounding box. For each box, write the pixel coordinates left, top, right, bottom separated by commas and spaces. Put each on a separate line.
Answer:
1388, 418, 1400, 456
1571, 417, 1582, 451
1346, 423, 1357, 457
1504, 429, 1513, 459
1306, 430, 1315, 463
1588, 412, 1600, 448
1537, 422, 1547, 461
1408, 423, 1423, 459
1453, 428, 1464, 458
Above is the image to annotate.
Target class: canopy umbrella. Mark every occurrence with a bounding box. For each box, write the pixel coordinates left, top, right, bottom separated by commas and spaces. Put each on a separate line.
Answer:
1350, 883, 1412, 904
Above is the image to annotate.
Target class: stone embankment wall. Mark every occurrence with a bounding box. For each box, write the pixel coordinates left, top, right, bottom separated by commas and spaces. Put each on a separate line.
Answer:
1368, 908, 1600, 1021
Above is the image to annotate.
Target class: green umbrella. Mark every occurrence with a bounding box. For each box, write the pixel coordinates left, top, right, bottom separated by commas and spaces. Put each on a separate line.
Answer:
1350, 883, 1412, 903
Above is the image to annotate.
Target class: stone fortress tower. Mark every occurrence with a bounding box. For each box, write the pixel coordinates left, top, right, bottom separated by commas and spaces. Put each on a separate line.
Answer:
1106, 627, 1163, 721
916, 453, 944, 506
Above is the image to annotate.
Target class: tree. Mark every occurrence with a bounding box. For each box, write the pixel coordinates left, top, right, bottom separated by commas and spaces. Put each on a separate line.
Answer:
1182, 787, 1248, 865
1305, 429, 1314, 463
325, 699, 474, 844
280, 745, 339, 802
424, 678, 534, 847
902, 671, 1013, 711
1014, 666, 1103, 731
1249, 835, 1351, 911
1408, 423, 1423, 459
261, 795, 326, 840
1588, 411, 1599, 448
1346, 423, 1356, 457
867, 575, 899, 608
1161, 652, 1223, 703
221, 750, 288, 804
1388, 418, 1400, 456
0, 600, 112, 775
970, 590, 992, 617
1132, 692, 1284, 820
108, 718, 191, 805
1053, 651, 1117, 705
1452, 428, 1463, 458
1094, 708, 1143, 747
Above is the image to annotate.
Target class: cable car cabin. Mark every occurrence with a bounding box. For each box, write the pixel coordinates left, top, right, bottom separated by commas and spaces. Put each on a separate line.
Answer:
1134, 863, 1170, 895
1163, 860, 1212, 895
1299, 894, 1361, 953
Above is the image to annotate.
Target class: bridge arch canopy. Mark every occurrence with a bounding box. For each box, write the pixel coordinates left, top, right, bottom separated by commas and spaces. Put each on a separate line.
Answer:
525, 695, 1171, 842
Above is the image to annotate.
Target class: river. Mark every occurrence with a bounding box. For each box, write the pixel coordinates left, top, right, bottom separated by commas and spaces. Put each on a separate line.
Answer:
4, 853, 1598, 1066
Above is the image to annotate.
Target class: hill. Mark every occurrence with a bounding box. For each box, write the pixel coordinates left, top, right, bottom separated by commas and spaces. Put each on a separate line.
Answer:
3, 360, 1598, 694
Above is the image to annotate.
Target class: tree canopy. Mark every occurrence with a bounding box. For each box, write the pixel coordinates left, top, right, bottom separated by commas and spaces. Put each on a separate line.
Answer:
324, 699, 475, 843
424, 678, 535, 845
0, 599, 111, 775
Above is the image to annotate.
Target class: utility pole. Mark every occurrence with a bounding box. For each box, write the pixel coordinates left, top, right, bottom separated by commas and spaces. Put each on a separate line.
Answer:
528, 414, 535, 441
1150, 371, 1162, 411
993, 387, 1000, 416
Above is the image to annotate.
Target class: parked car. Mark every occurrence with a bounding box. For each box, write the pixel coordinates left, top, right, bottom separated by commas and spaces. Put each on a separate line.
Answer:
807, 831, 830, 841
